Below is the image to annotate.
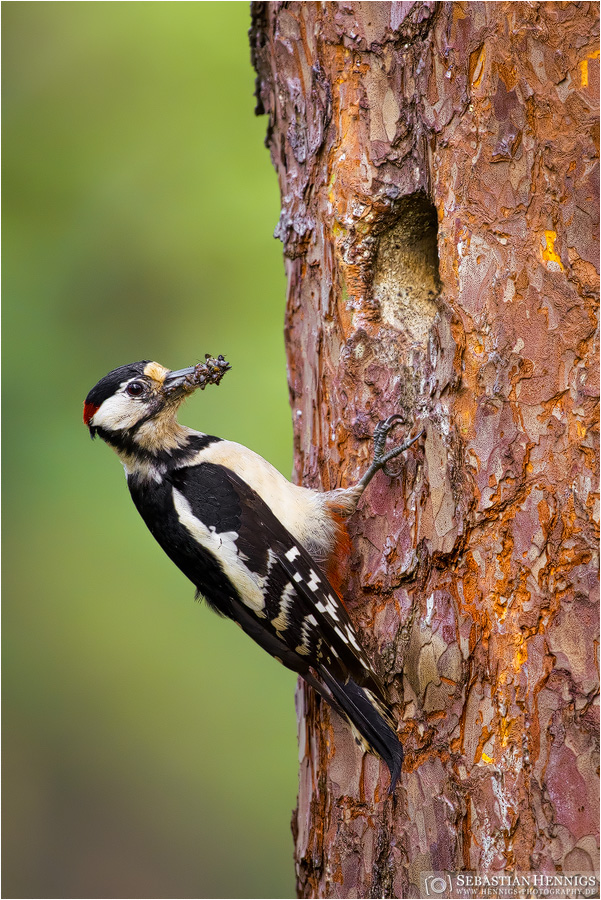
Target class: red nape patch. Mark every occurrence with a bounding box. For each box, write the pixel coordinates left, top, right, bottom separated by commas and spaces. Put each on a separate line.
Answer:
83, 402, 99, 426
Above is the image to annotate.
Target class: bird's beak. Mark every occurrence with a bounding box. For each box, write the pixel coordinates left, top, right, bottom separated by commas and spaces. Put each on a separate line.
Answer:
162, 367, 198, 398
162, 356, 231, 400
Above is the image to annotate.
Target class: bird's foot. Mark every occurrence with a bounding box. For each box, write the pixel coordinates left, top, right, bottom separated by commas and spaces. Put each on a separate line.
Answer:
358, 415, 424, 491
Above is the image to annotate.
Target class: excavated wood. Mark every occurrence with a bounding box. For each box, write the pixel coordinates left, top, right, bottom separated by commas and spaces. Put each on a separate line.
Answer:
251, 2, 600, 897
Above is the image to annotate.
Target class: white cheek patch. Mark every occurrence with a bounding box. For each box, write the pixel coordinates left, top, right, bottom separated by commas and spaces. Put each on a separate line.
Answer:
91, 390, 145, 432
172, 488, 266, 616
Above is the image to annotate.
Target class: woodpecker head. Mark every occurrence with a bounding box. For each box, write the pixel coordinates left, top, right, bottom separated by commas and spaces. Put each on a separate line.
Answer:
83, 360, 200, 440
83, 357, 230, 455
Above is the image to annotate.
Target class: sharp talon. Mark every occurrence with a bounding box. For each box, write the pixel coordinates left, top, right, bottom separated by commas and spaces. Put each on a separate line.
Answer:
357, 424, 423, 492
378, 428, 424, 475
382, 413, 406, 430
373, 414, 408, 456
375, 414, 406, 441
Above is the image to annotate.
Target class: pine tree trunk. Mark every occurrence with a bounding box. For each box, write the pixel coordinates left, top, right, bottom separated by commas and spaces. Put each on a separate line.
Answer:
251, 3, 600, 897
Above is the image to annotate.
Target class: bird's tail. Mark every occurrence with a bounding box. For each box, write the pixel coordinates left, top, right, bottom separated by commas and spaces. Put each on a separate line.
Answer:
318, 670, 403, 793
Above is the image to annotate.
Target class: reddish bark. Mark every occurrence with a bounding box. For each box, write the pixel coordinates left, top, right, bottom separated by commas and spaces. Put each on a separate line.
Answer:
251, 3, 599, 896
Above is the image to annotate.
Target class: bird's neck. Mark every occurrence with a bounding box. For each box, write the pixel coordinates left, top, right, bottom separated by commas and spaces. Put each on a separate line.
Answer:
101, 417, 213, 482
132, 412, 195, 458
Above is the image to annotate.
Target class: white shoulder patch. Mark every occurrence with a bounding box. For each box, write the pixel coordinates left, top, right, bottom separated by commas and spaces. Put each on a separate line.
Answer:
171, 487, 266, 616
185, 440, 337, 559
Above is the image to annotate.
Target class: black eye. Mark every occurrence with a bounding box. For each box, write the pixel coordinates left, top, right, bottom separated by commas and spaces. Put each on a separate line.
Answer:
126, 381, 146, 398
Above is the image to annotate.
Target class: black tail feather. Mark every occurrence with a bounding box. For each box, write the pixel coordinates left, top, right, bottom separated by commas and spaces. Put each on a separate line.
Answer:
319, 671, 403, 793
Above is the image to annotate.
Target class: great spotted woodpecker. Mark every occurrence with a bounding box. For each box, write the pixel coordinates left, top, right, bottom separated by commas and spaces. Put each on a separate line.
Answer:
83, 356, 422, 791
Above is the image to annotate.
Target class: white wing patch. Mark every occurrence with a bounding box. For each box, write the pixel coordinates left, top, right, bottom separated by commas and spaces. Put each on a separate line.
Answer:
315, 596, 340, 621
307, 570, 321, 592
172, 488, 267, 616
298, 614, 317, 655
271, 582, 295, 634
267, 548, 279, 571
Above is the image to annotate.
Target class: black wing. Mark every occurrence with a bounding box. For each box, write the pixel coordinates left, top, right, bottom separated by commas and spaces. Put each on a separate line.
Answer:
167, 461, 384, 694
130, 460, 403, 788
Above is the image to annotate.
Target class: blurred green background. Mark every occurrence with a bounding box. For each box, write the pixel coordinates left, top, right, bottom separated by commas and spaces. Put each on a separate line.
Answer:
3, 3, 298, 897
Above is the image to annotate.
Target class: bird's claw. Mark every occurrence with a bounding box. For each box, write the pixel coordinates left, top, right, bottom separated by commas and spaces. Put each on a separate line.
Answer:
382, 459, 403, 478
357, 417, 424, 492
372, 414, 407, 460
373, 416, 423, 472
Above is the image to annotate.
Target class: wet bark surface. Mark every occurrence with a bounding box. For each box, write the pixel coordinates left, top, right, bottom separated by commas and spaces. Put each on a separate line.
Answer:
251, 3, 600, 896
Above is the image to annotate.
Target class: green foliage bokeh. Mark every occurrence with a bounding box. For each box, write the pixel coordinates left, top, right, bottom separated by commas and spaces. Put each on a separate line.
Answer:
3, 3, 297, 897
